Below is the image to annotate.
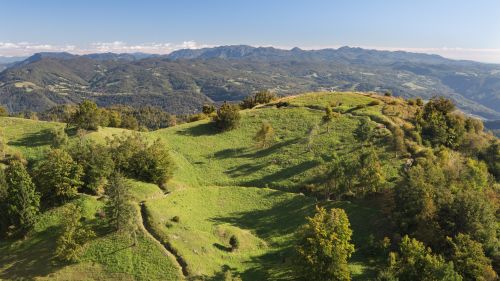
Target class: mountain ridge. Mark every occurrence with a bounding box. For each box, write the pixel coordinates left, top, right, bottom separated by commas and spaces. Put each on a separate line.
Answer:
1, 45, 499, 118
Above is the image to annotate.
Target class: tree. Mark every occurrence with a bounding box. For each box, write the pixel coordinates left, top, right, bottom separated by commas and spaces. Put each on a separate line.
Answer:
254, 121, 275, 149
385, 236, 462, 281
229, 235, 240, 252
130, 139, 175, 189
446, 234, 497, 281
357, 147, 385, 196
34, 149, 83, 203
355, 118, 373, 142
70, 139, 115, 195
481, 140, 499, 180
416, 97, 465, 148
0, 168, 9, 236
105, 173, 137, 240
214, 102, 241, 131
296, 206, 355, 281
5, 160, 40, 235
49, 127, 69, 148
202, 104, 216, 115
55, 203, 95, 262
392, 126, 406, 155
0, 105, 8, 117
323, 154, 345, 200
322, 106, 337, 133
69, 100, 101, 131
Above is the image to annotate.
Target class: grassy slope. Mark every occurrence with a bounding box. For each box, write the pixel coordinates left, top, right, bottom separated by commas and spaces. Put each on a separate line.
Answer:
0, 181, 182, 281
0, 92, 406, 280
151, 92, 403, 192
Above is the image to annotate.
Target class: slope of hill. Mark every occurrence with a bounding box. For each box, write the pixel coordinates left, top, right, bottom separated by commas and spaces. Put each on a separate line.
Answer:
1, 46, 499, 118
0, 91, 497, 280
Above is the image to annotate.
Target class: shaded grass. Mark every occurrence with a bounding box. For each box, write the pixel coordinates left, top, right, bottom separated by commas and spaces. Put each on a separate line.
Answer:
144, 186, 386, 280
0, 194, 181, 281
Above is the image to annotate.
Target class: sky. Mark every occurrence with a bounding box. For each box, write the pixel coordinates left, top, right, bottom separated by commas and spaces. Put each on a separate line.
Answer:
1, 0, 500, 63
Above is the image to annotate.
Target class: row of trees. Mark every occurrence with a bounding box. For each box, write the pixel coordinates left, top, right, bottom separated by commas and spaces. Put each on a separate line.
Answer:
40, 101, 176, 131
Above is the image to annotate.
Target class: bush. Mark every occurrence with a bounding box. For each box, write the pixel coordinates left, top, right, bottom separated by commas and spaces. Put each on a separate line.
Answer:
214, 102, 241, 131
384, 91, 392, 97
368, 100, 381, 106
229, 235, 240, 251
408, 99, 416, 106
172, 216, 180, 223
416, 98, 424, 106
202, 104, 216, 115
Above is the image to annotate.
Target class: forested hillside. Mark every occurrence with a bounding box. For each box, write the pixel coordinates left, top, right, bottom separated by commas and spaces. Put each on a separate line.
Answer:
1, 46, 499, 119
0, 91, 498, 280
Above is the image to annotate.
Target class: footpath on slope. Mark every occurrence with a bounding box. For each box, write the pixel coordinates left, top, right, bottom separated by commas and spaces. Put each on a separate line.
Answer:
137, 195, 190, 278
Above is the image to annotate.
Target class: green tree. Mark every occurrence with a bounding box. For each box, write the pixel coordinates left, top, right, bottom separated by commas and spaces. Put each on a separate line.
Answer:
0, 168, 8, 236
55, 203, 95, 262
387, 236, 462, 281
296, 206, 355, 281
49, 127, 69, 148
131, 139, 175, 189
34, 149, 83, 203
202, 104, 216, 115
481, 140, 499, 180
322, 106, 337, 133
355, 118, 373, 142
392, 126, 406, 155
214, 102, 241, 131
323, 154, 345, 200
0, 105, 9, 117
416, 97, 465, 148
356, 147, 385, 196
5, 160, 40, 235
70, 139, 115, 195
446, 234, 497, 281
105, 173, 137, 240
69, 100, 101, 131
254, 121, 275, 149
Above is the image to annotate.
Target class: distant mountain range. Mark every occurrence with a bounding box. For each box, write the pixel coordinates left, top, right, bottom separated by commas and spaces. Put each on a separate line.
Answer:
0, 45, 499, 118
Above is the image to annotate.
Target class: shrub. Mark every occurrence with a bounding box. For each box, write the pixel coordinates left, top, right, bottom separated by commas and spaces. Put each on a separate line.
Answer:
172, 216, 180, 223
214, 102, 241, 131
229, 235, 240, 251
202, 104, 216, 115
368, 100, 381, 106
416, 98, 424, 106
384, 91, 392, 97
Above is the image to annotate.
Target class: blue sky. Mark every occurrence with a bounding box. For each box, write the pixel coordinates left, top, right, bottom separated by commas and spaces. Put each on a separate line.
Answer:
1, 0, 499, 62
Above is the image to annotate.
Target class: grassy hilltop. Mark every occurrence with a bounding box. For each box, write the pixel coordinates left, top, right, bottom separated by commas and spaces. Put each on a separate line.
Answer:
0, 91, 496, 280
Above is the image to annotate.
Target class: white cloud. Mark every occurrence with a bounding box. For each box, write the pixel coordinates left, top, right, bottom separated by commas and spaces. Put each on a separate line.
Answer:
0, 41, 211, 57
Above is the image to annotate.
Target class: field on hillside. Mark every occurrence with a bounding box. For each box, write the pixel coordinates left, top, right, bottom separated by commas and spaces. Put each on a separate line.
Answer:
151, 92, 404, 192
0, 92, 408, 280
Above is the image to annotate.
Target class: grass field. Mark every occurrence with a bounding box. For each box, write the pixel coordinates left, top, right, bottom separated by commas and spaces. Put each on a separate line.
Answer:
0, 91, 405, 280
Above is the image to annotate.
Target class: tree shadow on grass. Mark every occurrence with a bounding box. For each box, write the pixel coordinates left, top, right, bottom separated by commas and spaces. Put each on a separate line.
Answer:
212, 242, 232, 252
210, 195, 315, 245
175, 122, 218, 137
8, 128, 53, 147
241, 160, 320, 188
214, 139, 299, 160
0, 225, 63, 280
